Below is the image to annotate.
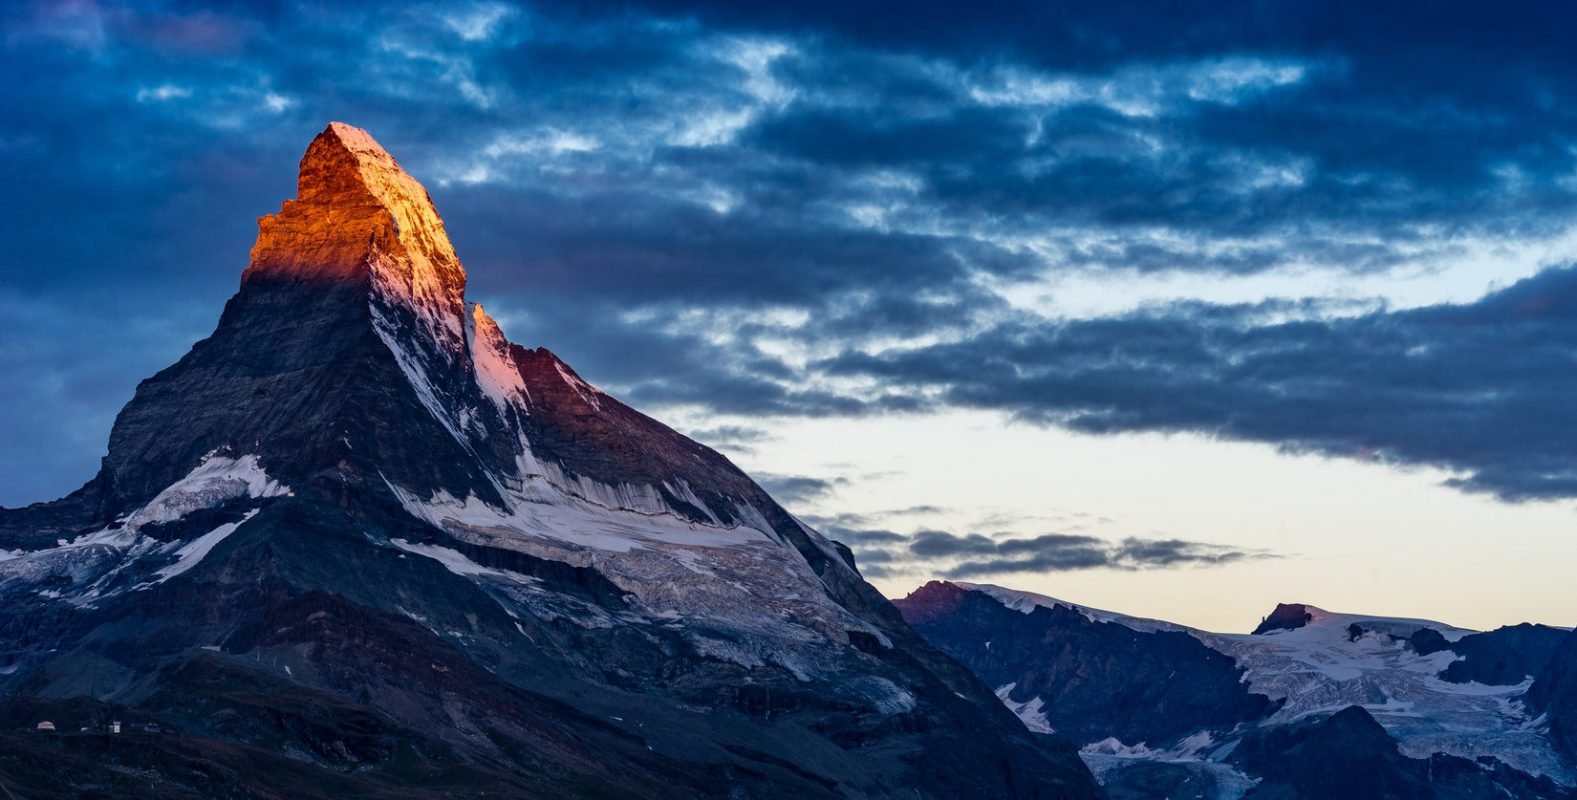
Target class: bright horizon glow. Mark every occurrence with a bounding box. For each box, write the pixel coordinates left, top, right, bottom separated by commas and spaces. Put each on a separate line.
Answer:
685, 408, 1577, 634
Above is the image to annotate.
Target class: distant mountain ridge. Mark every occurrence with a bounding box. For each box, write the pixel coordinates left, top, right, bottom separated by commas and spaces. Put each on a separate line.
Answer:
895, 580, 1577, 799
0, 123, 1099, 798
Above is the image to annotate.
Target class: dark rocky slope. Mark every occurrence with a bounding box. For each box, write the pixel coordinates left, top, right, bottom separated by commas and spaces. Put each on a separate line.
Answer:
1232, 706, 1571, 800
1528, 628, 1577, 765
1406, 623, 1569, 686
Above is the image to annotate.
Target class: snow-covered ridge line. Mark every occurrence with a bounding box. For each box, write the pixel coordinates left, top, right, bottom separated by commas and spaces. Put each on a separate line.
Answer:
1249, 604, 1476, 641
553, 360, 604, 410
957, 581, 1477, 639
954, 582, 1189, 634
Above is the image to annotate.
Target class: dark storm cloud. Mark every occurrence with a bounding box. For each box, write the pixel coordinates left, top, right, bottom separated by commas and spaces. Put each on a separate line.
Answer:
827, 527, 1269, 580
814, 525, 908, 550
818, 266, 1577, 501
4, 0, 1577, 505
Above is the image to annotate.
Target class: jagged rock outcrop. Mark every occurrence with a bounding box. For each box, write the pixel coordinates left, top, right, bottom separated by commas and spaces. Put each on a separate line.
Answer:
1251, 603, 1316, 635
0, 123, 1100, 799
1407, 622, 1570, 685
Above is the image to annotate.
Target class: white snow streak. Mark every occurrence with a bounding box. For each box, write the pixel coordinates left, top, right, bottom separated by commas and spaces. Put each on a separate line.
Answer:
151, 509, 260, 583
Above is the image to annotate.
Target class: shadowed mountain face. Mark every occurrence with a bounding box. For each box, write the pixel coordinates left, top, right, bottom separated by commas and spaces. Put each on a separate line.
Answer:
0, 123, 1100, 799
1528, 629, 1577, 766
1251, 604, 1316, 636
896, 581, 1278, 749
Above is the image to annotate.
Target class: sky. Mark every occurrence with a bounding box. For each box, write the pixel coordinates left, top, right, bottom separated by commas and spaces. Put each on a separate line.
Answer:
3, 0, 1576, 632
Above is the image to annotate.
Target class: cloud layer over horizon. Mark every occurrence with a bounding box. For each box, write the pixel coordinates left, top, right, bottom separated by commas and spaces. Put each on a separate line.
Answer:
4, 0, 1577, 575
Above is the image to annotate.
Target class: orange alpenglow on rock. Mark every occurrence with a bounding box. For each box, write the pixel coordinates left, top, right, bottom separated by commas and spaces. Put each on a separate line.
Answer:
243, 122, 467, 307
243, 120, 470, 349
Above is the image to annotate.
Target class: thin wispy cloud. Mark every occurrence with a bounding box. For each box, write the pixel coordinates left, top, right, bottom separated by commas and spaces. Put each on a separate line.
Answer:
816, 526, 1275, 581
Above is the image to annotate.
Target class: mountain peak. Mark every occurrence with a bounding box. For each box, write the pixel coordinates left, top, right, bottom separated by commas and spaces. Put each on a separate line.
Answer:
297, 121, 411, 206
244, 122, 466, 310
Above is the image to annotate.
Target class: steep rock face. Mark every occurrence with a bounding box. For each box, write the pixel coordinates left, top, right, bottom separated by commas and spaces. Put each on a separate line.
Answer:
1251, 603, 1315, 635
0, 124, 1099, 799
1408, 622, 1570, 685
1527, 629, 1577, 764
895, 581, 1277, 747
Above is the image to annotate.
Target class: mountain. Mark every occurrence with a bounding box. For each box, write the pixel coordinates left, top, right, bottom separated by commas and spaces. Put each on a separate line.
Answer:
0, 123, 1100, 799
894, 581, 1576, 799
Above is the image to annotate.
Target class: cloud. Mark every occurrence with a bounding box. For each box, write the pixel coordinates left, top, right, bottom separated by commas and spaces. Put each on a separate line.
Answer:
910, 530, 1004, 558
817, 265, 1577, 501
823, 526, 1271, 580
515, 262, 1577, 503
5, 0, 1577, 509
684, 424, 774, 455
754, 473, 849, 505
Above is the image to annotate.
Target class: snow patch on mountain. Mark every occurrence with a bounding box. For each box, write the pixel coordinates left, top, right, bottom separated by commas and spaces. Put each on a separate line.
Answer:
121, 454, 288, 531
513, 461, 728, 525
995, 683, 1053, 733
150, 510, 260, 583
384, 473, 899, 689
1081, 730, 1217, 760
861, 677, 918, 714
388, 483, 768, 554
391, 538, 541, 586
1078, 730, 1257, 800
